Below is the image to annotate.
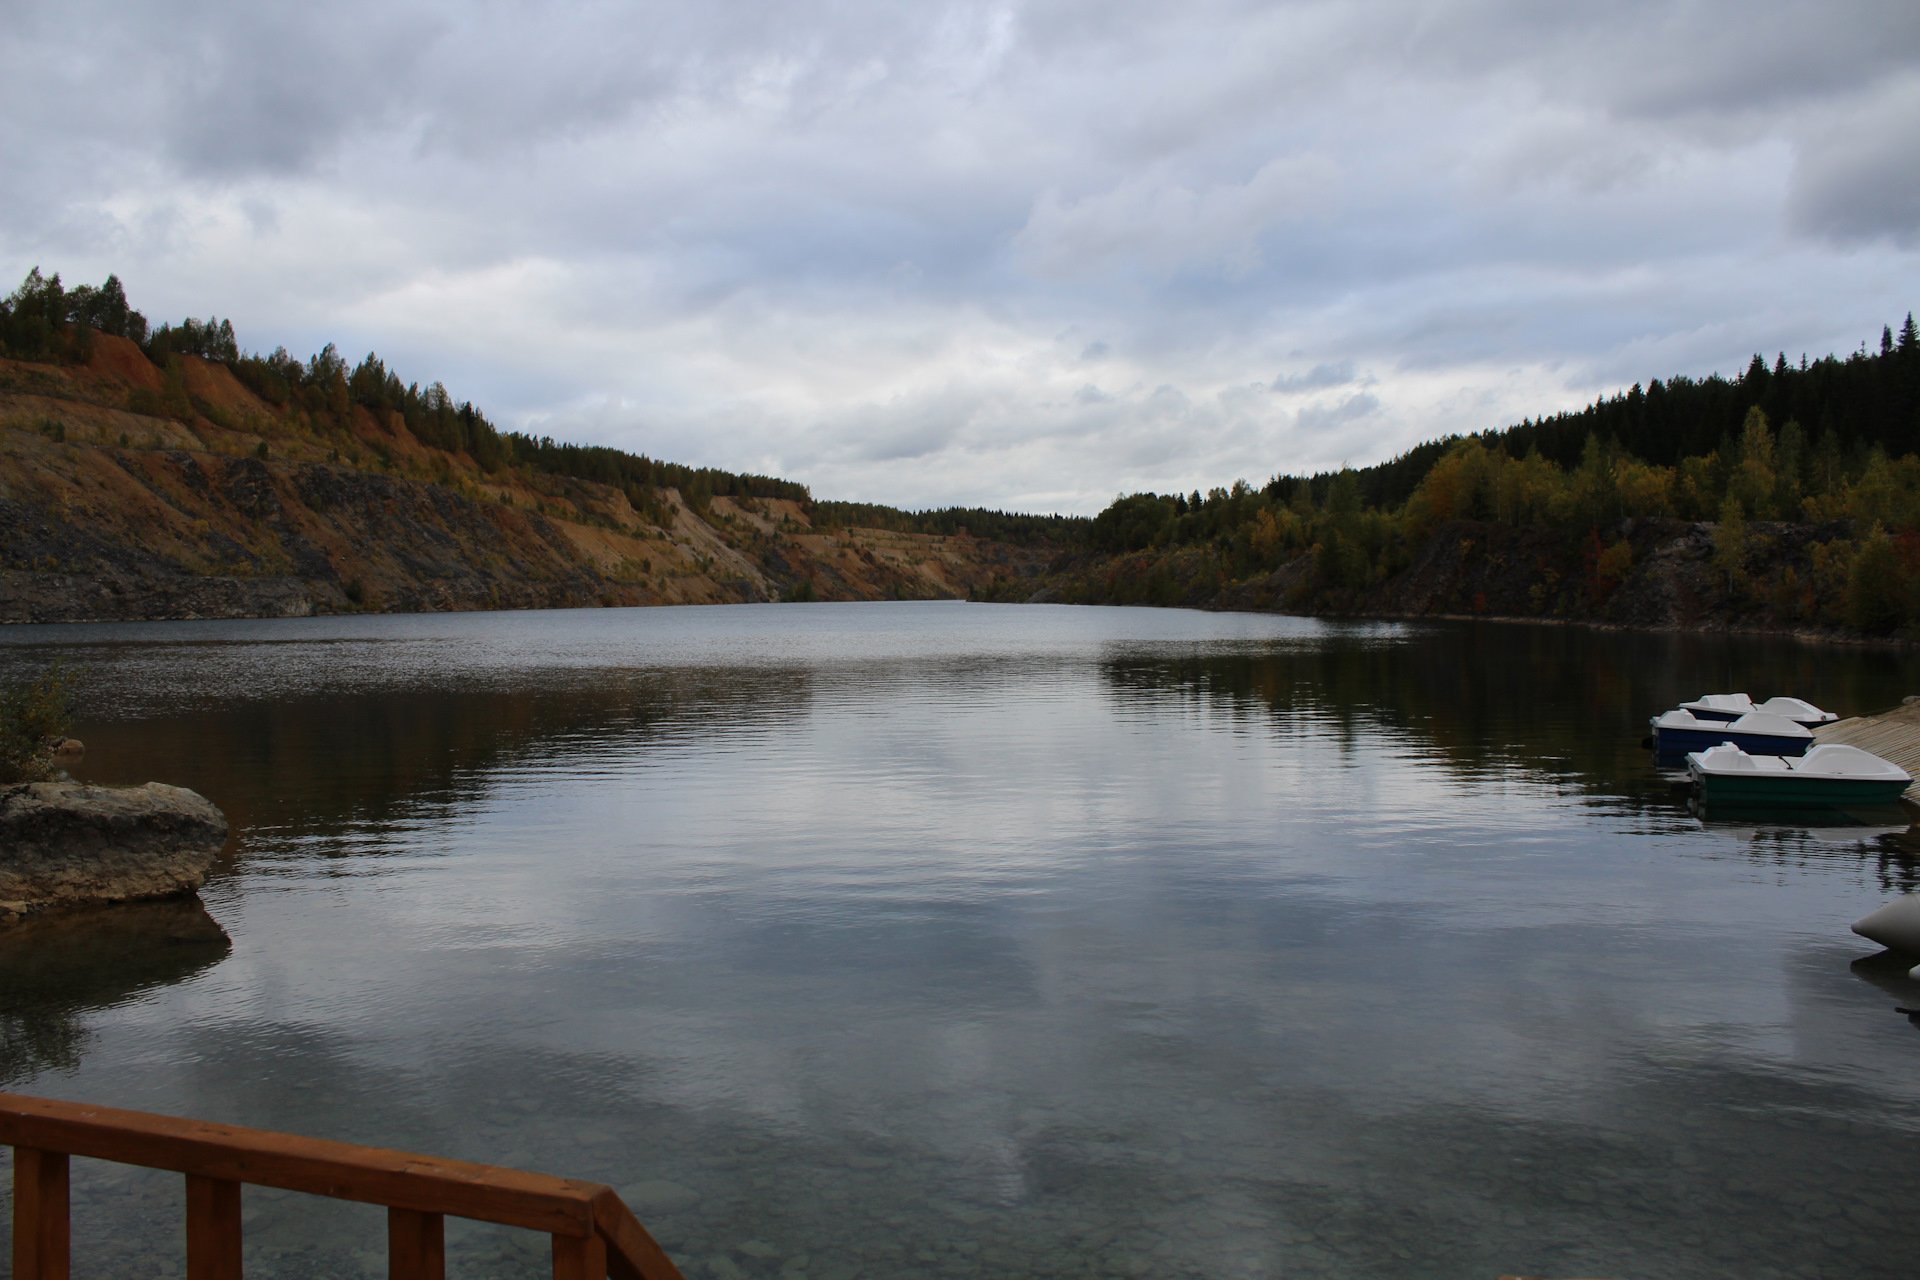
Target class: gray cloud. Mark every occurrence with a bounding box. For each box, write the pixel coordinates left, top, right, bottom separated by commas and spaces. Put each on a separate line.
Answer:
1271, 361, 1358, 393
1297, 393, 1381, 436
1786, 75, 1920, 246
1794, 149, 1920, 247
847, 406, 967, 464
162, 7, 438, 176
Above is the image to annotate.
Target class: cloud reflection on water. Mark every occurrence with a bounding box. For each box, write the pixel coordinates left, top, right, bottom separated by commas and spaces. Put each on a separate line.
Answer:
4, 604, 1917, 1277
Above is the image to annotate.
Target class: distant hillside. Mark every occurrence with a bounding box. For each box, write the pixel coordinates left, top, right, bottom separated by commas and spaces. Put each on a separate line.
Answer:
10, 266, 1916, 639
0, 269, 1069, 623
1002, 317, 1920, 639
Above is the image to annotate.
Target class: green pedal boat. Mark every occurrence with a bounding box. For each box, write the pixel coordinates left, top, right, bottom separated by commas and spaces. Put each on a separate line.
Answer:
1687, 741, 1913, 808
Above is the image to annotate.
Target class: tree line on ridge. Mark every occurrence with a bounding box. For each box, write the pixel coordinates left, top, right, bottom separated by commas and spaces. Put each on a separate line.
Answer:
1081, 316, 1920, 632
9, 265, 1920, 631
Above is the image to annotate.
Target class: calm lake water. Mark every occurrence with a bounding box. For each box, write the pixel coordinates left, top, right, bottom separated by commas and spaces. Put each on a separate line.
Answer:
3, 601, 1918, 1279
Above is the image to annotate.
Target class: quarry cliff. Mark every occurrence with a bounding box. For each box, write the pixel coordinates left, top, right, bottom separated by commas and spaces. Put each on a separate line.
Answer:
0, 336, 1048, 623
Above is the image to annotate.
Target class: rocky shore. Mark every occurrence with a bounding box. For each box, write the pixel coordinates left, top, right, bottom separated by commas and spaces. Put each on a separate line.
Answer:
0, 781, 229, 921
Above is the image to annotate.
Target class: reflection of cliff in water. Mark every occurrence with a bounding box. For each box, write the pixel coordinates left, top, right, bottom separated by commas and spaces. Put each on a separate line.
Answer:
1100, 621, 1914, 811
68, 666, 819, 845
0, 898, 232, 1083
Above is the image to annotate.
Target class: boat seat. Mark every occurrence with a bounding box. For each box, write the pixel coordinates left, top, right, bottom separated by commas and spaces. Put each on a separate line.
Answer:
1753, 696, 1834, 722
1790, 744, 1908, 779
1685, 694, 1755, 716
1691, 744, 1789, 773
1721, 712, 1810, 738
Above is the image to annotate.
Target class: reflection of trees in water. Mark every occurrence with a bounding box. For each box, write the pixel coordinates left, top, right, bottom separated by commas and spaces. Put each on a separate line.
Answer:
1100, 621, 1915, 813
68, 667, 819, 845
1691, 824, 1920, 894
1873, 831, 1920, 894
0, 898, 231, 1084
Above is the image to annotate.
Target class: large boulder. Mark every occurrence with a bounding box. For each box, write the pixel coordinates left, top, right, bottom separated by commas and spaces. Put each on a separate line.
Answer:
0, 781, 228, 921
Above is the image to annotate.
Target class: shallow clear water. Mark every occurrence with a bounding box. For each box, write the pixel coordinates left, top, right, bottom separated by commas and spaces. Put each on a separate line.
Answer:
2, 602, 1918, 1278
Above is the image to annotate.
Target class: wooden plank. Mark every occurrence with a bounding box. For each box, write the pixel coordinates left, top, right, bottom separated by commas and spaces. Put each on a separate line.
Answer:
1816, 701, 1920, 801
553, 1230, 608, 1280
592, 1189, 688, 1280
0, 1093, 596, 1237
13, 1146, 71, 1280
388, 1207, 446, 1280
185, 1173, 243, 1280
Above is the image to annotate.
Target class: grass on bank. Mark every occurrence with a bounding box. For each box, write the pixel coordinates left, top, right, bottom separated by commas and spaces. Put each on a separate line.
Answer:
0, 664, 73, 783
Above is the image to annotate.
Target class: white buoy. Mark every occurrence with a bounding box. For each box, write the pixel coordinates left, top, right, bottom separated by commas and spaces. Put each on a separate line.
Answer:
1853, 894, 1920, 955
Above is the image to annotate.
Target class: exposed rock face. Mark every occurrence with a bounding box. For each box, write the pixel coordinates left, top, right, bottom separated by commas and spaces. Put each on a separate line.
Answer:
0, 360, 1056, 624
0, 782, 229, 921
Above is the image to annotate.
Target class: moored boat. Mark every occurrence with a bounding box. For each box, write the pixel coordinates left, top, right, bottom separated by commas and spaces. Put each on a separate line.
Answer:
1687, 742, 1912, 808
1680, 693, 1838, 727
1750, 696, 1840, 727
1681, 693, 1756, 721
1648, 709, 1811, 768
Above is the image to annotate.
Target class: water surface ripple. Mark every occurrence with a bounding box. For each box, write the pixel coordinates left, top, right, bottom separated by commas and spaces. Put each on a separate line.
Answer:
2, 602, 1916, 1278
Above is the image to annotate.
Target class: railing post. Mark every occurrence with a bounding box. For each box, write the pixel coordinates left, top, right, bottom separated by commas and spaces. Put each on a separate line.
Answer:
185, 1173, 243, 1279
553, 1230, 607, 1280
13, 1146, 71, 1280
389, 1206, 446, 1279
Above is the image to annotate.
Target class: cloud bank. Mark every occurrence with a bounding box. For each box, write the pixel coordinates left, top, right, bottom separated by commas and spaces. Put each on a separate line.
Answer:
4, 0, 1915, 513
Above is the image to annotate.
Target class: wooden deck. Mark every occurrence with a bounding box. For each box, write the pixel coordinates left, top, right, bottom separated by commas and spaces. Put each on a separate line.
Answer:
1814, 698, 1920, 802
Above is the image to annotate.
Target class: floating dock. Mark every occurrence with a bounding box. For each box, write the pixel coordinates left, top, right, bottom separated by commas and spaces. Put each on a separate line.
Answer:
1814, 698, 1920, 803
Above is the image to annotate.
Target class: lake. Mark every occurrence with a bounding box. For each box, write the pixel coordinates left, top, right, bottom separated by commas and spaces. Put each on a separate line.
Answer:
2, 601, 1917, 1278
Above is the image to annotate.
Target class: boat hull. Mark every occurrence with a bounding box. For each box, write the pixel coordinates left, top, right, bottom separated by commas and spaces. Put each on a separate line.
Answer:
1690, 772, 1910, 807
1651, 726, 1809, 768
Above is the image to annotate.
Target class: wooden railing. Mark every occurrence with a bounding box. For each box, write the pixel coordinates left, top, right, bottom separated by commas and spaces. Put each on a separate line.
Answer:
1, 1092, 686, 1280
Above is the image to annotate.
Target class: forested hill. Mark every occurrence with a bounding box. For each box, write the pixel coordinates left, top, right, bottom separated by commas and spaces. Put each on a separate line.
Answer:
1014, 318, 1920, 638
1284, 318, 1920, 513
0, 268, 1070, 622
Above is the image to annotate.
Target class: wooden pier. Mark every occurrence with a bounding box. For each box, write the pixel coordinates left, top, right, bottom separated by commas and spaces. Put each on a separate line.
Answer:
1814, 698, 1920, 803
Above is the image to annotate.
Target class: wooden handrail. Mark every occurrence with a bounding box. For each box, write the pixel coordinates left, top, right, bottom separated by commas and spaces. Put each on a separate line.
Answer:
2, 1092, 685, 1280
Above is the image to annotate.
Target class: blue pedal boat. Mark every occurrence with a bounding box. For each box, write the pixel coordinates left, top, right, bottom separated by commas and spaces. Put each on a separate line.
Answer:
1648, 709, 1812, 768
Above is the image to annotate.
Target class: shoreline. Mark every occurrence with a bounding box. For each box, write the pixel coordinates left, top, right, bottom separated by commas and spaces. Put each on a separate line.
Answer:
1231, 604, 1919, 650
3, 590, 1911, 652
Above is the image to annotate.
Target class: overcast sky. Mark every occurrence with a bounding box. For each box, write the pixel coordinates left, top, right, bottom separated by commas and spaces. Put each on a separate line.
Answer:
4, 1, 1917, 514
